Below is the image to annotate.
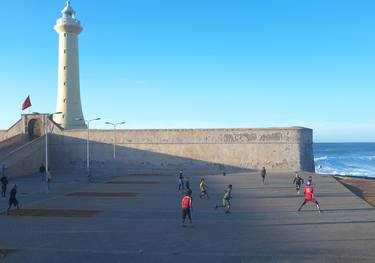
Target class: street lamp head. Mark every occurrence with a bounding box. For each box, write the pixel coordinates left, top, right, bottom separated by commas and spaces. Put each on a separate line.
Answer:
94, 118, 101, 121
47, 112, 62, 118
119, 122, 126, 125
75, 118, 83, 121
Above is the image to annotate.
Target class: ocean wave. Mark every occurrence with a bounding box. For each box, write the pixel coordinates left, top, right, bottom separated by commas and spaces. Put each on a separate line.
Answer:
315, 164, 375, 178
314, 156, 328, 161
347, 155, 375, 161
314, 143, 375, 178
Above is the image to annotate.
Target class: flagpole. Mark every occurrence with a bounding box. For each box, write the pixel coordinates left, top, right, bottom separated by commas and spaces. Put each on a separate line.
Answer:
28, 95, 31, 113
45, 112, 62, 193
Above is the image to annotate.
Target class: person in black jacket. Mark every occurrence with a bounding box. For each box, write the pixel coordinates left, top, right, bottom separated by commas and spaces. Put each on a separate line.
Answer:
178, 170, 185, 192
1, 174, 8, 197
293, 173, 304, 194
39, 163, 46, 181
261, 167, 267, 184
7, 184, 20, 215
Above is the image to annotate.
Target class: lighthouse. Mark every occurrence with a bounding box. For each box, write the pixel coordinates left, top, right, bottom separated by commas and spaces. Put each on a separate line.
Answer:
53, 0, 86, 129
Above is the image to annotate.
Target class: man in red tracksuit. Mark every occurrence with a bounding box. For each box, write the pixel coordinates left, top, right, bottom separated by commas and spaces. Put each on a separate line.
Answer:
297, 181, 321, 213
181, 191, 193, 227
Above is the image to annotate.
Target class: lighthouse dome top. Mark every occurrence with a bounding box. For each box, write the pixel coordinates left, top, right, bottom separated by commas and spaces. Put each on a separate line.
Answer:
62, 0, 75, 18
55, 0, 82, 35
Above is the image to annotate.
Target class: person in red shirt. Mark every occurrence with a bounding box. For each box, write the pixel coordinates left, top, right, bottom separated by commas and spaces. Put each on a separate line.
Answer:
297, 181, 321, 213
181, 191, 193, 227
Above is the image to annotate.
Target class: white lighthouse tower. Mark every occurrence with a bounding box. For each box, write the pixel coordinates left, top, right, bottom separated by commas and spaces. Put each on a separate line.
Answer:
53, 0, 87, 129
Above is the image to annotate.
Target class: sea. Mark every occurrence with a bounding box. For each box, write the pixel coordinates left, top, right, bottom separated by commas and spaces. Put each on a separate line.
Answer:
314, 143, 375, 178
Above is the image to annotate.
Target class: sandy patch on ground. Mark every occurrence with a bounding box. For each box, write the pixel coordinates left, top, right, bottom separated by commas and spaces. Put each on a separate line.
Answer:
335, 176, 375, 207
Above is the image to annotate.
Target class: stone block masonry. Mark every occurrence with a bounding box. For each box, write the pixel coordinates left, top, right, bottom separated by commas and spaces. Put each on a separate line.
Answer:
50, 127, 314, 172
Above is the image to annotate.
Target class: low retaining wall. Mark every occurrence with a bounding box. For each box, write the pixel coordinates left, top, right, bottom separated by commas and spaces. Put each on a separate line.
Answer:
1, 136, 45, 178
0, 134, 28, 153
0, 119, 24, 141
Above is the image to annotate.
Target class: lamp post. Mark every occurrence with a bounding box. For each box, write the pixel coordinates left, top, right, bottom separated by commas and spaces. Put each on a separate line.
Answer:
105, 122, 125, 159
45, 112, 62, 182
76, 117, 101, 176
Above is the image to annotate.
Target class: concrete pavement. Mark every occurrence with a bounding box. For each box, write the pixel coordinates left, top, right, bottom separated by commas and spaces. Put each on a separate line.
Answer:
0, 170, 374, 262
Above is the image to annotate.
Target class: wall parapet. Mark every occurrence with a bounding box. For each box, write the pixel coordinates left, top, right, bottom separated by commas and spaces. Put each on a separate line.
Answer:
59, 127, 312, 145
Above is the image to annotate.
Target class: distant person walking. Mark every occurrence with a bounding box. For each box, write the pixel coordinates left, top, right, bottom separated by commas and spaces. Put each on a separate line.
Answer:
261, 167, 267, 184
297, 181, 321, 213
293, 172, 304, 194
215, 184, 232, 214
1, 174, 8, 197
178, 170, 185, 192
185, 177, 190, 191
199, 178, 209, 199
39, 163, 46, 181
181, 191, 193, 227
7, 184, 20, 215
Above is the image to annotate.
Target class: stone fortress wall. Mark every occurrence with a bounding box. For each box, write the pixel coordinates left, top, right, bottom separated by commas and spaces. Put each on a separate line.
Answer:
0, 114, 315, 177
50, 127, 315, 173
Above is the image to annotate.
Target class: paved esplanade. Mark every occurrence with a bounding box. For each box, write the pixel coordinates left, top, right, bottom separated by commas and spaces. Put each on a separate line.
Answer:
1, 171, 375, 262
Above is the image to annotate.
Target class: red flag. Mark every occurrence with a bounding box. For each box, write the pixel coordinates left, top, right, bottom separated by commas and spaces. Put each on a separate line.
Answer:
22, 95, 32, 111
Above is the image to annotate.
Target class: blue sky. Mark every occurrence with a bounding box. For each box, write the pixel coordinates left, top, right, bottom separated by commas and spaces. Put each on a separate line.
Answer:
0, 0, 374, 142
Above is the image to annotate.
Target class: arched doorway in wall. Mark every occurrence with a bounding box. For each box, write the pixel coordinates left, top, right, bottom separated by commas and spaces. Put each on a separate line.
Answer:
27, 119, 43, 139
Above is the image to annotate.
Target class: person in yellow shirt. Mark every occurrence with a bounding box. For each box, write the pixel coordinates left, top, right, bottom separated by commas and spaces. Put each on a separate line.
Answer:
47, 169, 53, 189
199, 178, 209, 199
